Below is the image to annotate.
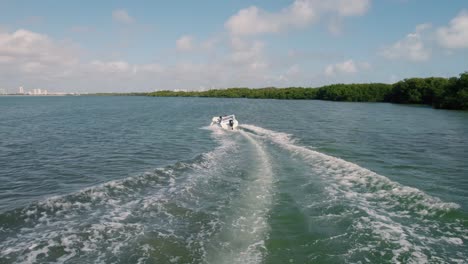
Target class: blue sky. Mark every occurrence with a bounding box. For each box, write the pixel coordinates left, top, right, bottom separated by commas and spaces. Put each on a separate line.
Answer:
0, 0, 467, 93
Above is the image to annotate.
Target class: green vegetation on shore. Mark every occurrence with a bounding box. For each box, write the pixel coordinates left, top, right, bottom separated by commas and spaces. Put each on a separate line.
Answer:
146, 72, 468, 110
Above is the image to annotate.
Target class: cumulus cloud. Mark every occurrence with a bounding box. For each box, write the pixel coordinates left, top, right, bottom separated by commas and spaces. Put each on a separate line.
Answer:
328, 17, 344, 36
287, 64, 301, 75
380, 23, 431, 61
0, 29, 78, 68
112, 9, 134, 24
0, 29, 86, 90
201, 37, 221, 51
0, 28, 166, 92
2, 28, 256, 91
229, 38, 264, 62
225, 0, 371, 36
436, 10, 468, 49
380, 10, 468, 61
275, 64, 302, 83
325, 59, 357, 76
0, 27, 278, 92
160, 38, 274, 89
0, 24, 374, 93
226, 38, 271, 74
136, 63, 165, 74
176, 35, 194, 51
175, 35, 222, 52
90, 60, 131, 73
324, 0, 370, 16
324, 59, 370, 76
225, 5, 314, 36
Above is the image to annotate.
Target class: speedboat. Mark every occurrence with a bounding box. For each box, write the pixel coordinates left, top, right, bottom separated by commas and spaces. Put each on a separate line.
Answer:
211, 114, 239, 130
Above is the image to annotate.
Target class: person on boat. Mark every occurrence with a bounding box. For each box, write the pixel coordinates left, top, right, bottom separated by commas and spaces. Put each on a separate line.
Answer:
229, 119, 234, 129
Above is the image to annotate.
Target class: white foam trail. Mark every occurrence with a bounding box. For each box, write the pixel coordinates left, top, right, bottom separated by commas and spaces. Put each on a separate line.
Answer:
208, 130, 273, 264
241, 124, 466, 263
0, 127, 239, 263
241, 124, 459, 212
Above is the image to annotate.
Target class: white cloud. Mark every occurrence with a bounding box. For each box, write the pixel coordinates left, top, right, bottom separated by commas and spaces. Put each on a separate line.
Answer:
21, 61, 45, 73
0, 27, 277, 92
225, 6, 289, 36
287, 64, 301, 75
436, 10, 468, 49
90, 60, 130, 73
276, 64, 302, 83
201, 37, 220, 51
326, 0, 371, 16
0, 25, 376, 93
86, 61, 166, 78
159, 38, 274, 89
0, 29, 78, 67
225, 0, 371, 36
226, 38, 270, 75
0, 26, 281, 92
325, 59, 357, 76
112, 9, 134, 24
176, 35, 193, 51
380, 11, 468, 61
0, 29, 86, 90
324, 59, 371, 77
229, 38, 264, 63
380, 23, 431, 61
175, 36, 221, 52
358, 61, 371, 70
136, 63, 165, 74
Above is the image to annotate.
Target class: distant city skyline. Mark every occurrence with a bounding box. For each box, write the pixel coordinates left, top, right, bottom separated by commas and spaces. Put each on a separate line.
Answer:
0, 86, 76, 95
0, 86, 46, 95
1, 0, 467, 93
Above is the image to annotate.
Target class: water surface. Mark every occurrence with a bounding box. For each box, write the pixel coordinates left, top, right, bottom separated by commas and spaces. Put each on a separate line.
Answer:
0, 96, 467, 263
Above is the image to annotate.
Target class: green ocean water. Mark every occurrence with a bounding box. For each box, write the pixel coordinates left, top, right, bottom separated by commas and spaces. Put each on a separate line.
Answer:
0, 96, 467, 263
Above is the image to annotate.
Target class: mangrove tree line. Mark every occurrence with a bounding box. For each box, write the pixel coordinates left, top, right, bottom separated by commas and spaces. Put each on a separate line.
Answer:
147, 72, 468, 110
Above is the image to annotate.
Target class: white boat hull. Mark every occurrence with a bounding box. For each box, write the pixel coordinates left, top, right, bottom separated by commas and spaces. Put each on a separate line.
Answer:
211, 115, 239, 130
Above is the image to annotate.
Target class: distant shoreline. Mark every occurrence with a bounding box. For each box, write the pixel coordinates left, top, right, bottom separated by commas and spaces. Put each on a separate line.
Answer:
146, 72, 467, 110
4, 72, 466, 110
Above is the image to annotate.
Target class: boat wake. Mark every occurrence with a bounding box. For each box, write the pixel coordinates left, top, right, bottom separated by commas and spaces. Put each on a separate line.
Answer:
206, 130, 273, 264
0, 127, 241, 263
241, 124, 467, 263
0, 124, 466, 263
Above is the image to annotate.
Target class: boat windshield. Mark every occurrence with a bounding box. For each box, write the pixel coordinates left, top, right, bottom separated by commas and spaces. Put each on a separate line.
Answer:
221, 115, 235, 120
